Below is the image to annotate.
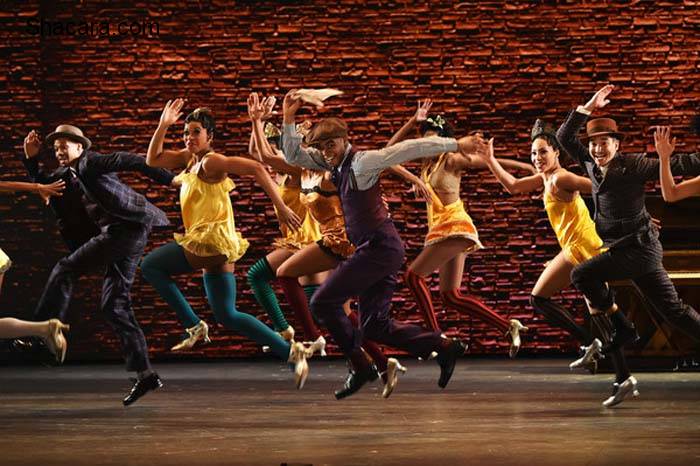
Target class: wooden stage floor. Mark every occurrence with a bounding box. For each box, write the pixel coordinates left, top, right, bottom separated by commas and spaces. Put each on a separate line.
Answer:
1, 358, 699, 466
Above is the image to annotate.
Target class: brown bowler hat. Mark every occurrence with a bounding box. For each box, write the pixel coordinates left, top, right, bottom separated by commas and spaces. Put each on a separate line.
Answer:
45, 124, 92, 150
583, 118, 623, 141
306, 118, 348, 147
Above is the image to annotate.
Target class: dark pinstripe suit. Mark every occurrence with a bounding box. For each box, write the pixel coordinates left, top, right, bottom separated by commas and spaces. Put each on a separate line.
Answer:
557, 109, 700, 342
33, 150, 173, 372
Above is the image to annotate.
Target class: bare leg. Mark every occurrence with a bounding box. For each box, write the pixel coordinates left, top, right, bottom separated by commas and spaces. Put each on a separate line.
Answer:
0, 318, 50, 339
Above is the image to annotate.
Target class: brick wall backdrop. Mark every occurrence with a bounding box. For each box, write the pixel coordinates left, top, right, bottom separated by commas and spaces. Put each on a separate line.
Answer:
1, 1, 699, 362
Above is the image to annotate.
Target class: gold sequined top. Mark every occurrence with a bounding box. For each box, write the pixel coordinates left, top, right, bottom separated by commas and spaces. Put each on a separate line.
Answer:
272, 175, 322, 250
299, 170, 355, 258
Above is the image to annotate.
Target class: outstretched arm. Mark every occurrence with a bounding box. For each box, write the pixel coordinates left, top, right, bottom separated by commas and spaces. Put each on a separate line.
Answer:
450, 150, 536, 174
203, 154, 302, 230
87, 151, 175, 186
0, 180, 65, 205
147, 98, 192, 170
354, 133, 488, 175
655, 126, 700, 202
386, 165, 432, 204
474, 139, 543, 194
551, 171, 593, 194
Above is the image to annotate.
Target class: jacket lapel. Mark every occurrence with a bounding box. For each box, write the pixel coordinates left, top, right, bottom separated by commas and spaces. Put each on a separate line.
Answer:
598, 155, 624, 191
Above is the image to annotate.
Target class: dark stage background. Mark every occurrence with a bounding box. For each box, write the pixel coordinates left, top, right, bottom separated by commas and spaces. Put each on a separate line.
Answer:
1, 1, 699, 361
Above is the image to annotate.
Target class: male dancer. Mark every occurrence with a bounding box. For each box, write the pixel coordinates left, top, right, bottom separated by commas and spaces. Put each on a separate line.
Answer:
22, 130, 100, 251
558, 84, 700, 406
23, 124, 174, 405
282, 90, 487, 398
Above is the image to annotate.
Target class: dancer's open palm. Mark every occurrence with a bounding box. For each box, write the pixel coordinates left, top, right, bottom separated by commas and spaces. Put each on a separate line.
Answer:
247, 93, 265, 120
160, 98, 185, 127
584, 85, 614, 112
654, 126, 676, 161
415, 99, 433, 122
37, 180, 65, 205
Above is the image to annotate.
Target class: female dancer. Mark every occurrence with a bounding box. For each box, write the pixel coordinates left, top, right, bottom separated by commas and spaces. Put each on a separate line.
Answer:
478, 121, 629, 383
0, 179, 70, 362
656, 125, 700, 201
391, 106, 532, 357
141, 100, 310, 388
248, 94, 405, 397
246, 117, 324, 345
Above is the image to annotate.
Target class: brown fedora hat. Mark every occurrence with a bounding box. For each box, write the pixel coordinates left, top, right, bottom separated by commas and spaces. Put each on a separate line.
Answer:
306, 118, 348, 147
582, 118, 623, 141
45, 124, 92, 150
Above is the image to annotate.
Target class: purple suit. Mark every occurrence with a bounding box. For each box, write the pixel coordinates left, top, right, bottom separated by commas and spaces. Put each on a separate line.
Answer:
281, 127, 458, 358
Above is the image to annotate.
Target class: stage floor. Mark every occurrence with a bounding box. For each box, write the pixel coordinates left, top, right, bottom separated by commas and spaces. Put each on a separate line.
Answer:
1, 358, 699, 466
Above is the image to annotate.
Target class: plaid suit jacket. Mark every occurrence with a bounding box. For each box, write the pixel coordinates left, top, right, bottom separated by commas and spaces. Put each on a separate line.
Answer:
70, 150, 174, 227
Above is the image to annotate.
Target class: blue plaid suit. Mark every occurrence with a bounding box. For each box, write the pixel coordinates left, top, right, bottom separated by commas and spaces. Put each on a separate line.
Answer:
33, 150, 173, 372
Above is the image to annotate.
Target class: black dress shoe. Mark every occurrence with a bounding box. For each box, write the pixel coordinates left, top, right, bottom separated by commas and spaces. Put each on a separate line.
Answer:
602, 324, 639, 354
334, 365, 379, 400
436, 338, 467, 389
10, 338, 57, 366
123, 373, 163, 406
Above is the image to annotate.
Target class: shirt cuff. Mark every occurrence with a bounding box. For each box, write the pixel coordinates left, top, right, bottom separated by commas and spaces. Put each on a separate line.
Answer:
445, 138, 459, 153
576, 105, 592, 116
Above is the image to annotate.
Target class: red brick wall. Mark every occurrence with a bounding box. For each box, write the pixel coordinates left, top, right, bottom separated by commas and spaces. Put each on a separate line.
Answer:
2, 1, 699, 361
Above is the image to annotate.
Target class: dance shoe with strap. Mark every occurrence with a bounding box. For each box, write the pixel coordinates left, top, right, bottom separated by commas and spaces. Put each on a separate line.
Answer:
43, 319, 70, 364
602, 376, 639, 408
506, 319, 528, 359
171, 320, 211, 352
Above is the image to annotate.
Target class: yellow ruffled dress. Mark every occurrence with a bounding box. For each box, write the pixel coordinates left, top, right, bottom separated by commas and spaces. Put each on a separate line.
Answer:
544, 189, 604, 265
272, 176, 322, 250
422, 155, 484, 253
174, 156, 249, 263
0, 247, 12, 274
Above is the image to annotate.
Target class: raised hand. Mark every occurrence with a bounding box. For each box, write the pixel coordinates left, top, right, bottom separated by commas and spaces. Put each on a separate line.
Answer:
247, 92, 265, 121
24, 130, 42, 158
160, 98, 186, 127
283, 89, 302, 123
457, 132, 488, 157
415, 99, 433, 122
36, 180, 65, 205
583, 84, 614, 112
654, 126, 676, 161
261, 96, 277, 120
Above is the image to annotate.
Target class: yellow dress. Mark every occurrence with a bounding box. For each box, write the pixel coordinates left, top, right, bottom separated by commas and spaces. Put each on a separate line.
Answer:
0, 247, 12, 274
299, 170, 355, 258
173, 155, 249, 263
422, 154, 484, 253
544, 189, 604, 265
272, 176, 322, 250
